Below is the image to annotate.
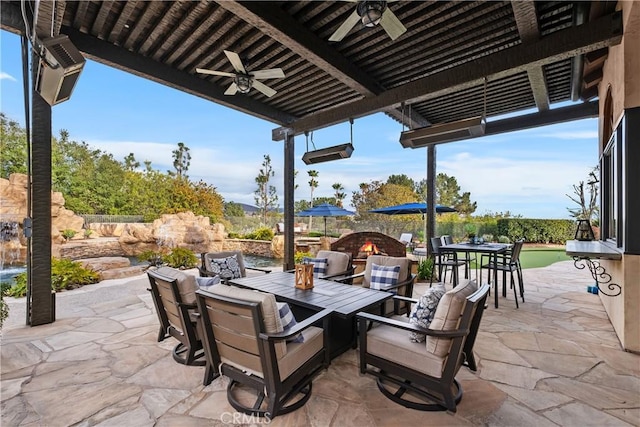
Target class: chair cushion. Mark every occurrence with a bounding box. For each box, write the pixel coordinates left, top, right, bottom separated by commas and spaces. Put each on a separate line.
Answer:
277, 302, 304, 343
207, 284, 287, 358
427, 279, 477, 357
206, 254, 242, 279
367, 319, 446, 378
316, 250, 351, 277
155, 266, 198, 305
196, 275, 220, 289
408, 283, 446, 342
303, 257, 328, 277
370, 263, 400, 291
363, 255, 410, 288
278, 325, 323, 381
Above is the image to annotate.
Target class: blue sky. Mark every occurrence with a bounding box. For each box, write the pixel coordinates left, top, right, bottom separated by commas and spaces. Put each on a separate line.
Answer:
1, 30, 598, 219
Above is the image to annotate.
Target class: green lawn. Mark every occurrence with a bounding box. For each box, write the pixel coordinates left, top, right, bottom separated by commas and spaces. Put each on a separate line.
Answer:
466, 246, 571, 270
518, 247, 573, 269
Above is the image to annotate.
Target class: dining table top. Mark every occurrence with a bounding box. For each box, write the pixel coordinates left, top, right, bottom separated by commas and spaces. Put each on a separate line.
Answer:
228, 271, 393, 318
440, 242, 510, 254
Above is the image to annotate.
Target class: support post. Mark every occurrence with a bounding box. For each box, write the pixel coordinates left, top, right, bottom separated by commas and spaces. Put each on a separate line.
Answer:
426, 145, 436, 257
29, 51, 54, 326
283, 133, 295, 270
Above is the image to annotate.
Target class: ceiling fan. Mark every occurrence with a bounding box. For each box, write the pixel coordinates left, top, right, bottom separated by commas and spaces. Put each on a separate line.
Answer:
196, 50, 285, 97
329, 1, 407, 42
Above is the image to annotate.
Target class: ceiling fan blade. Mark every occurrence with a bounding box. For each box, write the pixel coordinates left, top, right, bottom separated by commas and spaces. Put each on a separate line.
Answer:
224, 50, 246, 74
196, 68, 235, 78
380, 8, 407, 40
250, 68, 285, 80
329, 10, 361, 42
252, 80, 277, 97
224, 82, 238, 96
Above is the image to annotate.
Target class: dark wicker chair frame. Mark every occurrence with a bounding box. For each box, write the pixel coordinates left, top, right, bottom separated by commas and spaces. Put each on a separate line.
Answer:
147, 269, 205, 366
356, 284, 490, 412
195, 289, 332, 419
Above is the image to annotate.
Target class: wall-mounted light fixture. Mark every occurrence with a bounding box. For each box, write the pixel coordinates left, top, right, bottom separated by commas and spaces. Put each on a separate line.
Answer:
302, 119, 354, 165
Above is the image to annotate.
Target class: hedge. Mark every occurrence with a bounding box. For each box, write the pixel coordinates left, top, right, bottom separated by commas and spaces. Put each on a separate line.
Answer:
496, 218, 575, 244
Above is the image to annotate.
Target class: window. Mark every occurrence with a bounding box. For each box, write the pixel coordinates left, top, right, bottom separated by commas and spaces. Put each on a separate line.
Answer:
601, 124, 622, 246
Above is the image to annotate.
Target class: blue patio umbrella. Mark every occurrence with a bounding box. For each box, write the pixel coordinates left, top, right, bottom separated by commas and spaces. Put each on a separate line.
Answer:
297, 203, 355, 236
369, 202, 457, 215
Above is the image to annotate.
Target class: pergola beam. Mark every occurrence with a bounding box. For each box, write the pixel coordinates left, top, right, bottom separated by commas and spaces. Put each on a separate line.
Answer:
61, 26, 296, 125
273, 11, 622, 140
216, 1, 430, 128
512, 0, 550, 112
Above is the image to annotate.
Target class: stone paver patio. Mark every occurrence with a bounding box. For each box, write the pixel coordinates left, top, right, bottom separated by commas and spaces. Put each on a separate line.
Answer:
1, 261, 639, 426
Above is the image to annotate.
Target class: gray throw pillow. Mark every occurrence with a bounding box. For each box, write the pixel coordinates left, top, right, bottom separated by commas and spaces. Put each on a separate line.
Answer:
408, 283, 447, 342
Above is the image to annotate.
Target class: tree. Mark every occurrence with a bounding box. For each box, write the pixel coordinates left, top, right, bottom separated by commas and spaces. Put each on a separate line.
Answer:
170, 142, 191, 179
124, 153, 140, 171
351, 180, 417, 235
307, 170, 319, 229
436, 173, 477, 215
567, 166, 599, 222
332, 182, 346, 207
254, 155, 278, 225
0, 113, 27, 178
387, 174, 415, 190
224, 201, 245, 217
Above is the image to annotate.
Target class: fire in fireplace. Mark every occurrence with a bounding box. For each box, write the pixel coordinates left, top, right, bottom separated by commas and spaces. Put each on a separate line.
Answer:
358, 240, 385, 258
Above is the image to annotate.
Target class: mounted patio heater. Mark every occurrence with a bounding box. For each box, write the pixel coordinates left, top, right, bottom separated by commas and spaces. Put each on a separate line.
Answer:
303, 143, 354, 164
399, 116, 486, 148
34, 35, 86, 106
302, 119, 355, 164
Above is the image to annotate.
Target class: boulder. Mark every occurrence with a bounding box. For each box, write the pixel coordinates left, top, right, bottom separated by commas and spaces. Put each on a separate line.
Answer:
271, 235, 285, 259
77, 256, 131, 272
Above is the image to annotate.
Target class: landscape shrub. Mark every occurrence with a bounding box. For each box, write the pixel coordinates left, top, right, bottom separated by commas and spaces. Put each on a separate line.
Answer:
138, 250, 164, 266
294, 251, 313, 264
162, 247, 198, 269
0, 296, 8, 329
497, 218, 574, 244
417, 258, 434, 281
61, 229, 77, 241
7, 257, 100, 297
243, 226, 274, 241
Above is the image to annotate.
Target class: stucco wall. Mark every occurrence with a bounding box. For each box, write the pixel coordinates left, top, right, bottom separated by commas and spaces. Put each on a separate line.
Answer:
597, 0, 640, 353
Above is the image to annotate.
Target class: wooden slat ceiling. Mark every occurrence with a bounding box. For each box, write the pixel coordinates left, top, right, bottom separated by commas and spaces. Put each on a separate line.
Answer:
2, 0, 620, 138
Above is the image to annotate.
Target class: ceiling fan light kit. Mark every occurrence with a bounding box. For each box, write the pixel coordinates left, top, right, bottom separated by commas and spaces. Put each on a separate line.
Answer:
399, 117, 486, 148
196, 50, 284, 97
359, 1, 384, 27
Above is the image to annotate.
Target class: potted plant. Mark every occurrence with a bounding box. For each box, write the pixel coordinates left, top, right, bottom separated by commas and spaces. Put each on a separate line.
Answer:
464, 224, 477, 243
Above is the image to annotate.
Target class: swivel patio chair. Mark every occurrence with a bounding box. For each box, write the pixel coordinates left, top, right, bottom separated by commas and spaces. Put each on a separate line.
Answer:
356, 280, 490, 412
305, 250, 355, 283
430, 237, 466, 287
195, 284, 331, 419
480, 239, 525, 308
199, 250, 271, 282
147, 267, 205, 366
337, 255, 416, 316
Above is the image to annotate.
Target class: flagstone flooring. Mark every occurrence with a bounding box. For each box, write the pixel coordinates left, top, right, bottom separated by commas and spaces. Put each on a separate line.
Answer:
1, 261, 638, 426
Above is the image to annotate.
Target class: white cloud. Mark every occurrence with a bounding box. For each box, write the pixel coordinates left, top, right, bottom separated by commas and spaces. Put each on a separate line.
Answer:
0, 72, 17, 81
540, 131, 598, 139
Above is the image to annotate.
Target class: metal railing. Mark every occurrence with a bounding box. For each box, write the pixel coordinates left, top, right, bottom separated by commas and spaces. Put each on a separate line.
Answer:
79, 214, 145, 224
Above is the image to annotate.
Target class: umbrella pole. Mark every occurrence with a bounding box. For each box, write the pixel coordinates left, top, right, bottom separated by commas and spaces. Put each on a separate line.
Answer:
324, 217, 327, 237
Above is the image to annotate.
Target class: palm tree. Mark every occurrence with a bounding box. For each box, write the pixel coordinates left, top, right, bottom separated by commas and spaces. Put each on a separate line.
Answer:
307, 170, 319, 230
332, 182, 346, 207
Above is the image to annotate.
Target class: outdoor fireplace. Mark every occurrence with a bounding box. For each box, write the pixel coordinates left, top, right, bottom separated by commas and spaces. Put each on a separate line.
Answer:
331, 231, 406, 259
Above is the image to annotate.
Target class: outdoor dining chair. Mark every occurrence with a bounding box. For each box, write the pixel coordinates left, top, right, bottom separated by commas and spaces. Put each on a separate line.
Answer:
480, 239, 525, 308
430, 237, 466, 287
441, 234, 476, 280
199, 250, 271, 283
356, 281, 490, 412
195, 284, 331, 419
147, 267, 205, 366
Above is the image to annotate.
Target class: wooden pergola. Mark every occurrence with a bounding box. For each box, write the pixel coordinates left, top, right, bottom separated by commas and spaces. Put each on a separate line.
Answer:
1, 1, 624, 325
